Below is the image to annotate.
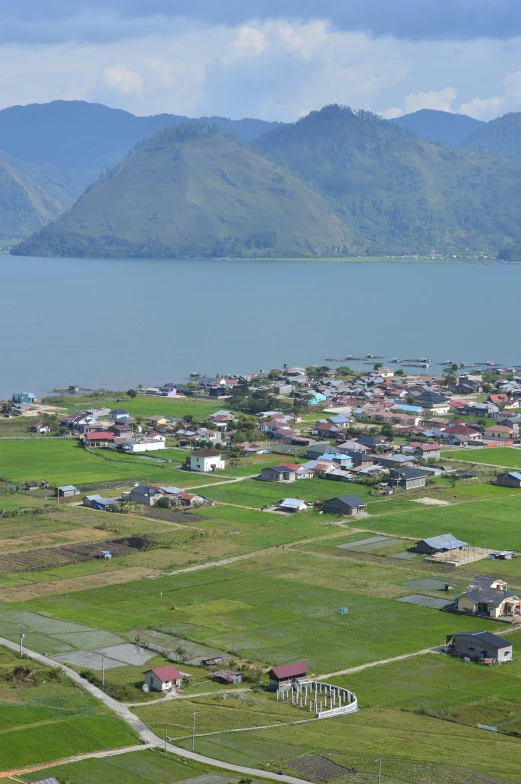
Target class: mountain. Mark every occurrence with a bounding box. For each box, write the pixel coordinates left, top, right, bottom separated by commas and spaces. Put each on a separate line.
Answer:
13, 124, 351, 259
462, 112, 521, 159
0, 100, 281, 200
0, 151, 65, 239
255, 104, 521, 254
389, 109, 483, 146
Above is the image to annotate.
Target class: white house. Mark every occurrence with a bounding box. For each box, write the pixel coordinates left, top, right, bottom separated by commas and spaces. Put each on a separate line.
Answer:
190, 450, 226, 472
121, 438, 165, 453
143, 665, 183, 692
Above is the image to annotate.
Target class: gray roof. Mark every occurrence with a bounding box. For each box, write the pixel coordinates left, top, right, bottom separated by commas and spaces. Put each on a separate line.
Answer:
330, 495, 367, 508
58, 485, 77, 491
461, 575, 517, 605
395, 467, 426, 480
452, 631, 512, 649
263, 465, 297, 474
419, 534, 468, 550
280, 498, 306, 508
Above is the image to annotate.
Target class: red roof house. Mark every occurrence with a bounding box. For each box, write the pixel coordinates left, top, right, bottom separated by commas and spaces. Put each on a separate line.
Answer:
268, 662, 309, 689
144, 665, 183, 692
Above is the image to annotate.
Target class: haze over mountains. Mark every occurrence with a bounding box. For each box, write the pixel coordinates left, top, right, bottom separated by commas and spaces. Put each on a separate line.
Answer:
5, 100, 521, 258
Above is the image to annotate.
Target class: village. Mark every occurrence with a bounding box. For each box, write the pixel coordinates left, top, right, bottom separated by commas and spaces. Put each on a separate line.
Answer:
3, 361, 521, 783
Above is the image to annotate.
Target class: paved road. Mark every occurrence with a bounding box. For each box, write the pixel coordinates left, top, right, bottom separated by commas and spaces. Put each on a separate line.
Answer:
0, 636, 312, 784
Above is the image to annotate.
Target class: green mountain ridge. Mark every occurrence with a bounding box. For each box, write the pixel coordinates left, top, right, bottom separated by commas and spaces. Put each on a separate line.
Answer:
255, 105, 521, 254
0, 151, 66, 239
13, 125, 351, 258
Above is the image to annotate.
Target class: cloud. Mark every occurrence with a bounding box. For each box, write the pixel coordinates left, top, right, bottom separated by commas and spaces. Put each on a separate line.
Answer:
0, 0, 519, 45
403, 86, 458, 113
459, 70, 521, 118
102, 64, 143, 95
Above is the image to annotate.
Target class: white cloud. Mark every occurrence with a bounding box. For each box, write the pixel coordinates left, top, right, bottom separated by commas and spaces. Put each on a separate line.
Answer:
459, 69, 521, 118
382, 107, 403, 119
403, 86, 457, 113
102, 64, 143, 96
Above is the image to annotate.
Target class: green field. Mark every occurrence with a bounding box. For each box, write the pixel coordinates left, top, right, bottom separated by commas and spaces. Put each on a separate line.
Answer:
207, 477, 362, 507
442, 447, 521, 468
19, 749, 211, 784
0, 644, 137, 769
67, 394, 224, 420
7, 559, 501, 673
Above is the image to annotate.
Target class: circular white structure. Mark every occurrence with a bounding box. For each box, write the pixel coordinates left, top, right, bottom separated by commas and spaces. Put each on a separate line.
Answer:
277, 680, 358, 718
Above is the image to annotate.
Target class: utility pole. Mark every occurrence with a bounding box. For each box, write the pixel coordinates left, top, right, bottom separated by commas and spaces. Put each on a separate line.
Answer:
164, 724, 168, 753
377, 757, 382, 784
100, 652, 106, 686
19, 625, 24, 656
192, 710, 199, 751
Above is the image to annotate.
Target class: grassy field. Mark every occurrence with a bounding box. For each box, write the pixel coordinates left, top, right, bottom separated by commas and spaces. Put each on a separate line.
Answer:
19, 749, 212, 784
206, 477, 359, 507
442, 447, 521, 468
0, 644, 137, 770
66, 394, 224, 420
6, 559, 501, 673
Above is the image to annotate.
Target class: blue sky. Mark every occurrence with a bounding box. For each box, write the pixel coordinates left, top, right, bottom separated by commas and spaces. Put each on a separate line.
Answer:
1, 1, 520, 121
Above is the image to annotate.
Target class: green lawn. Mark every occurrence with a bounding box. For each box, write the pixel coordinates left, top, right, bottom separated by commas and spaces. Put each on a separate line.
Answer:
68, 395, 225, 420
206, 477, 360, 507
0, 644, 137, 770
442, 447, 521, 468
19, 749, 210, 784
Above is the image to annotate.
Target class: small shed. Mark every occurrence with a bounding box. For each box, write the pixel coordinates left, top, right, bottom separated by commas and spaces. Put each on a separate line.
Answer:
496, 472, 521, 489
212, 669, 243, 684
56, 485, 79, 498
25, 481, 39, 491
279, 498, 308, 513
143, 665, 183, 692
268, 662, 310, 690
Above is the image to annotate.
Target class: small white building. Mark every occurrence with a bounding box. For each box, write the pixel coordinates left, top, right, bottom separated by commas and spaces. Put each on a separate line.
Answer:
143, 665, 183, 692
190, 450, 226, 472
121, 438, 166, 453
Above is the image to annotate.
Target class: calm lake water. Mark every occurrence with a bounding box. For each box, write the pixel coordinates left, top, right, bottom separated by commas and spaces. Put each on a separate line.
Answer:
0, 256, 519, 397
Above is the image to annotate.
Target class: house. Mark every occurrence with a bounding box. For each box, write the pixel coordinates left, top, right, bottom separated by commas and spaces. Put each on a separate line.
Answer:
322, 495, 368, 516
121, 438, 165, 453
143, 665, 183, 692
307, 391, 327, 406
306, 444, 342, 459
110, 408, 132, 424
345, 451, 375, 468
56, 485, 79, 498
12, 392, 35, 404
496, 472, 521, 488
415, 534, 468, 555
129, 485, 166, 506
446, 631, 512, 663
145, 416, 168, 427
279, 498, 308, 512
441, 423, 481, 442
212, 669, 243, 684
83, 431, 114, 449
484, 425, 517, 439
388, 467, 426, 490
30, 420, 50, 434
356, 436, 386, 450
456, 575, 521, 618
190, 451, 225, 472
109, 423, 134, 437
82, 495, 116, 510
25, 481, 39, 491
268, 662, 310, 690
410, 443, 441, 461
489, 394, 510, 409
259, 466, 298, 482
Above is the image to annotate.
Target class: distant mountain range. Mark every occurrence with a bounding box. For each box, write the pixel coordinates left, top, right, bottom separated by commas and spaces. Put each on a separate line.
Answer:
6, 100, 521, 258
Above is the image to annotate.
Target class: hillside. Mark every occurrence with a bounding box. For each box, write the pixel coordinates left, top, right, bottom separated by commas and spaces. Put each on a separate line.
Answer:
463, 112, 521, 159
0, 101, 280, 197
389, 109, 483, 146
256, 104, 521, 254
0, 152, 65, 239
13, 125, 351, 258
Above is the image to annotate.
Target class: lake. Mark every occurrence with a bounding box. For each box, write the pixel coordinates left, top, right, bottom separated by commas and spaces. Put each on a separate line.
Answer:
0, 256, 519, 397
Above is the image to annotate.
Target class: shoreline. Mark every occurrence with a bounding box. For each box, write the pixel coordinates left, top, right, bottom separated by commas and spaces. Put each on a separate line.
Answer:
0, 253, 509, 264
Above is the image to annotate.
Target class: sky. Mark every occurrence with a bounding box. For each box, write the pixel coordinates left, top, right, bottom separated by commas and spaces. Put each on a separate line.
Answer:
1, 1, 521, 122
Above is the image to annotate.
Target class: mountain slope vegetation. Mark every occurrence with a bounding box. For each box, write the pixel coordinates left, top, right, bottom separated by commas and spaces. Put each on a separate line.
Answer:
0, 152, 65, 239
389, 109, 483, 146
256, 104, 521, 254
13, 124, 351, 258
462, 112, 521, 159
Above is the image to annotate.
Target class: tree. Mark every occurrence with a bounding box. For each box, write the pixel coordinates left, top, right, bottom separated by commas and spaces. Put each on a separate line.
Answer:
381, 423, 394, 439
127, 389, 137, 398
394, 368, 404, 377
406, 396, 415, 405
442, 363, 459, 386
373, 362, 383, 370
